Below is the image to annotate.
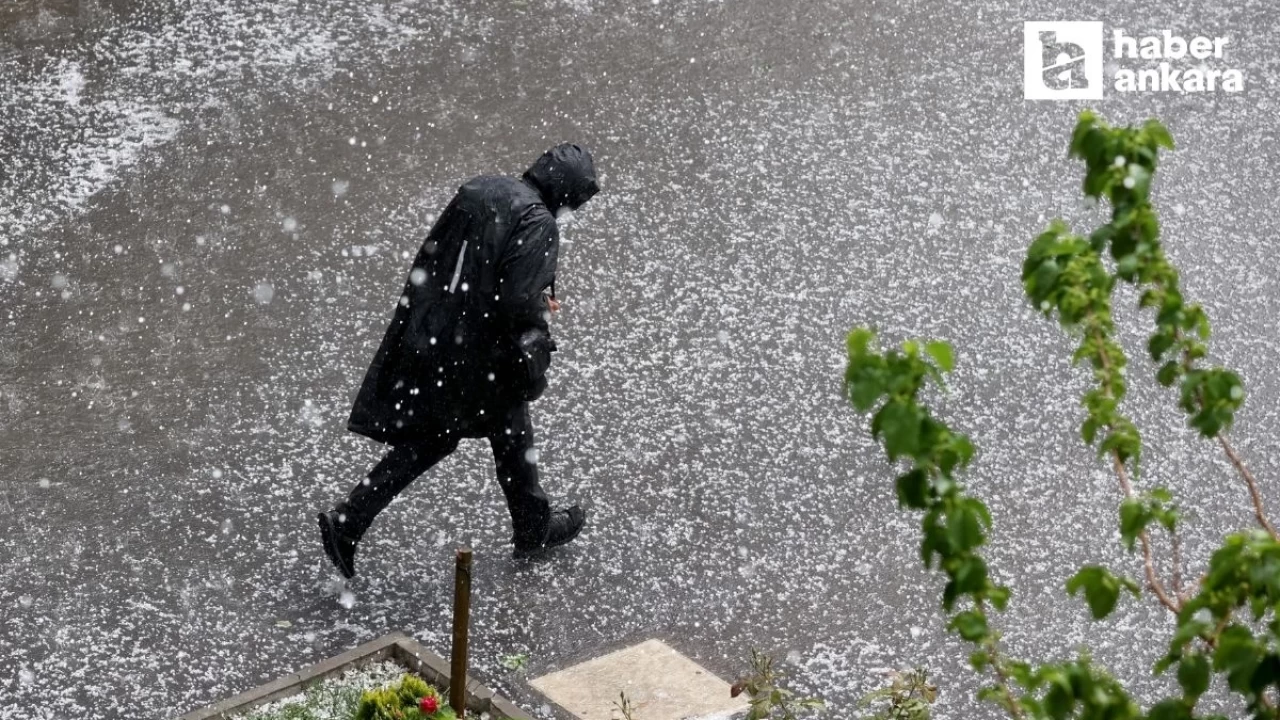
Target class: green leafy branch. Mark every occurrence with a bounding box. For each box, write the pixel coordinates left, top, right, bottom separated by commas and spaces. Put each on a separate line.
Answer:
733, 649, 826, 720
856, 668, 937, 720
846, 329, 1151, 718
1066, 111, 1270, 540
1023, 214, 1180, 613
845, 111, 1280, 719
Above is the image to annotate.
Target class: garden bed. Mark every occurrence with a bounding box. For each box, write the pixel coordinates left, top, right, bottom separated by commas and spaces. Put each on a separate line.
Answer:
178, 632, 532, 720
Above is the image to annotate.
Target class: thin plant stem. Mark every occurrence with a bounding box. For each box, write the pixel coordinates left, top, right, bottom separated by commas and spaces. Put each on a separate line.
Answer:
1218, 435, 1278, 540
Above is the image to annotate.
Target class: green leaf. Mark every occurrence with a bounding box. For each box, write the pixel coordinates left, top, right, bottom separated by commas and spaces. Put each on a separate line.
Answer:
1156, 361, 1180, 387
1177, 653, 1211, 698
1214, 625, 1261, 693
1116, 253, 1140, 279
895, 469, 931, 509
846, 328, 875, 360
949, 610, 989, 642
1147, 699, 1192, 720
948, 503, 986, 552
924, 341, 955, 373
988, 584, 1011, 611
1081, 417, 1100, 445
1066, 566, 1125, 619
847, 373, 883, 412
1126, 165, 1153, 201
1119, 499, 1151, 552
1043, 672, 1075, 719
1148, 332, 1176, 361
953, 555, 989, 596
1144, 120, 1175, 149
877, 401, 923, 460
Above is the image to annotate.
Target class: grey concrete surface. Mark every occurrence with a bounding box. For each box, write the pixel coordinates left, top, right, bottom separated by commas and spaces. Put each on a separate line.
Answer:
2, 0, 1279, 718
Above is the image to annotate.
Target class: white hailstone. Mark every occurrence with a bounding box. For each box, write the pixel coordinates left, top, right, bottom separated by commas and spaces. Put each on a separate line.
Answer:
182, 303, 192, 312
338, 589, 356, 609
160, 262, 176, 278
89, 355, 102, 367
332, 179, 350, 196
118, 418, 132, 432
717, 330, 730, 344
253, 282, 275, 304
409, 268, 427, 285
786, 650, 803, 664
1123, 176, 1136, 189
909, 626, 925, 639
51, 274, 68, 290
220, 519, 234, 534
282, 217, 298, 232
37, 478, 50, 489
348, 136, 357, 146
175, 286, 185, 295
18, 668, 34, 685
524, 448, 540, 464
1231, 385, 1244, 400
927, 212, 944, 229
1114, 155, 1127, 167
60, 290, 71, 300
429, 337, 437, 345
211, 468, 223, 479
460, 282, 469, 292
220, 204, 231, 214
487, 373, 495, 381
196, 235, 206, 246
113, 244, 124, 254
399, 295, 410, 308
18, 595, 33, 608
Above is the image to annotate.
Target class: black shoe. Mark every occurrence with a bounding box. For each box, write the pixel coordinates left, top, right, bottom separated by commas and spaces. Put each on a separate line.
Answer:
513, 506, 586, 559
317, 510, 357, 579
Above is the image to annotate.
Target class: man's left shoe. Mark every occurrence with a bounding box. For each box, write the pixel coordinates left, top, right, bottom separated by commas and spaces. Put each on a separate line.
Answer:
513, 505, 586, 559
317, 510, 358, 579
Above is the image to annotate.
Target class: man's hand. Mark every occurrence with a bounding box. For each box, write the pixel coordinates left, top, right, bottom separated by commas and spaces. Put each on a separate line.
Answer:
548, 296, 561, 313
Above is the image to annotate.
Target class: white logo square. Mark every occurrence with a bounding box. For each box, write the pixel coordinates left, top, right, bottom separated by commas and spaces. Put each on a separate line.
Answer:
1024, 21, 1104, 100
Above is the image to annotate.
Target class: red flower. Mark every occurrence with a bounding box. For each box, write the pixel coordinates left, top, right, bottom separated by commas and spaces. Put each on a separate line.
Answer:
419, 695, 440, 714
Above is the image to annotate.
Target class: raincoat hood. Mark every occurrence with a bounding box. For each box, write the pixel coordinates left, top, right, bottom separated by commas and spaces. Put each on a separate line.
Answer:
522, 143, 600, 212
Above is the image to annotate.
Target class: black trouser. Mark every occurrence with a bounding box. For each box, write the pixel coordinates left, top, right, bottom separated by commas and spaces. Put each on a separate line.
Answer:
335, 403, 552, 547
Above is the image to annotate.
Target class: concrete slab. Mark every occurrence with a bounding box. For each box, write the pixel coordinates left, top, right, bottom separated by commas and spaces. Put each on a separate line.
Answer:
530, 640, 747, 720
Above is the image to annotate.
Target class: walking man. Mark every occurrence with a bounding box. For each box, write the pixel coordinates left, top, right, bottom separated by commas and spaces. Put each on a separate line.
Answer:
318, 143, 600, 578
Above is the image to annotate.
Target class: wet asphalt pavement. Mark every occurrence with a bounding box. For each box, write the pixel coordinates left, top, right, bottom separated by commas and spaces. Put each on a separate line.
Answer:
3, 0, 1280, 717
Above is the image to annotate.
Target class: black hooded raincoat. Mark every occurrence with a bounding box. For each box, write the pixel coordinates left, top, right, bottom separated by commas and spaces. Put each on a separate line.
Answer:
347, 144, 599, 444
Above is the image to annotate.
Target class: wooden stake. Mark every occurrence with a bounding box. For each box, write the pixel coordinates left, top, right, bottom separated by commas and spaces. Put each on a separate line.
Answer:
450, 547, 473, 717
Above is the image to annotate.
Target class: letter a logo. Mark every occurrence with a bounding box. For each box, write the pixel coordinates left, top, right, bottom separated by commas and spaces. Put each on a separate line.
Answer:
1024, 22, 1104, 100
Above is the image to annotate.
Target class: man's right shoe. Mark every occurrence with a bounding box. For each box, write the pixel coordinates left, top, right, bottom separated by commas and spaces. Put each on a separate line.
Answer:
513, 505, 586, 559
317, 510, 358, 579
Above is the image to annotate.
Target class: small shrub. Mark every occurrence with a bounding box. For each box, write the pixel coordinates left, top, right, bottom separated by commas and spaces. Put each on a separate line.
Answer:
732, 649, 825, 720
354, 674, 455, 720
